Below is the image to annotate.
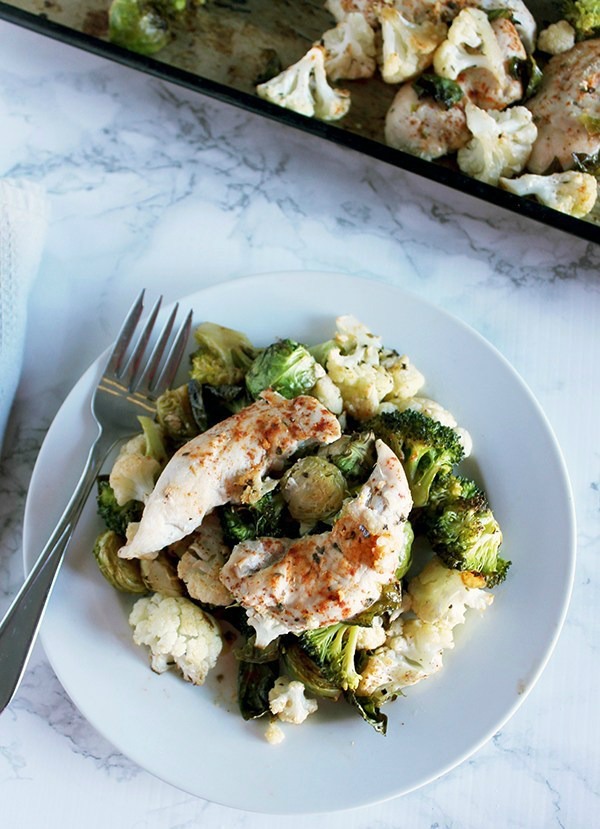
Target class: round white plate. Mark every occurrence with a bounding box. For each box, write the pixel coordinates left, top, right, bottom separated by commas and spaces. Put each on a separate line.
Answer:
23, 271, 576, 814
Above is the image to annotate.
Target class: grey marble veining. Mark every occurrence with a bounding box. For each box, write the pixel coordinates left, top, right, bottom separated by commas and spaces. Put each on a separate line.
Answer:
0, 15, 599, 829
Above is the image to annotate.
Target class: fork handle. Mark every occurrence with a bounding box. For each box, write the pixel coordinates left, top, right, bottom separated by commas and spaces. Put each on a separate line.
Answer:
0, 430, 115, 714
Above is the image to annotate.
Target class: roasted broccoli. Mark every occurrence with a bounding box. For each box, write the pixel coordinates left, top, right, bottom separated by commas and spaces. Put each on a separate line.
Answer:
562, 0, 600, 40
298, 622, 362, 692
96, 476, 144, 536
245, 339, 320, 400
368, 409, 464, 508
425, 488, 510, 587
189, 322, 258, 387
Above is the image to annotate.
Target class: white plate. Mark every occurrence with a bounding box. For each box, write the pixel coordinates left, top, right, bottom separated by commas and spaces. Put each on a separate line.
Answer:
23, 272, 576, 814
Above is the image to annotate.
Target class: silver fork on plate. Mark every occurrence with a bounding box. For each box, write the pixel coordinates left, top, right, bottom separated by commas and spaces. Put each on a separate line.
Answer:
0, 290, 193, 714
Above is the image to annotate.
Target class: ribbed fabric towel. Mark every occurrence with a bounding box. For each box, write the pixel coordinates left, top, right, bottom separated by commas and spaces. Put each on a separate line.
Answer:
0, 179, 49, 449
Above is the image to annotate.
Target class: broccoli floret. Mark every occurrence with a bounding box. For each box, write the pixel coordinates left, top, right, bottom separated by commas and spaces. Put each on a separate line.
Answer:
562, 0, 600, 40
368, 409, 464, 508
96, 477, 143, 536
426, 490, 510, 587
245, 339, 320, 400
298, 622, 362, 691
189, 322, 258, 387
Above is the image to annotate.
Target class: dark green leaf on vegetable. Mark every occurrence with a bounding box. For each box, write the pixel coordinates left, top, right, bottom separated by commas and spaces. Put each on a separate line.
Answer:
572, 149, 600, 175
237, 658, 280, 720
345, 691, 388, 735
412, 74, 464, 109
508, 55, 543, 101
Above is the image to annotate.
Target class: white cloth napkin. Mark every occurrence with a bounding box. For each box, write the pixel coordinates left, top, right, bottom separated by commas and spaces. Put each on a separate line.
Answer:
0, 179, 49, 449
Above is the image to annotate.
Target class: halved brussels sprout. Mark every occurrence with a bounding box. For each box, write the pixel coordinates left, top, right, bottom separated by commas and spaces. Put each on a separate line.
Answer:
282, 640, 341, 700
93, 530, 147, 594
281, 456, 347, 524
156, 384, 200, 446
318, 431, 376, 484
245, 339, 319, 400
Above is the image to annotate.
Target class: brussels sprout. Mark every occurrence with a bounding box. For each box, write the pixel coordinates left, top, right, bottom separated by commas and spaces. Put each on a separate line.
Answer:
220, 490, 291, 545
308, 338, 336, 367
318, 431, 376, 484
237, 658, 280, 720
156, 384, 200, 446
139, 553, 184, 597
281, 456, 346, 524
245, 339, 320, 400
282, 640, 341, 700
202, 383, 252, 421
108, 0, 171, 56
350, 581, 403, 626
190, 322, 258, 387
346, 691, 388, 735
187, 379, 208, 432
93, 530, 147, 593
138, 415, 168, 464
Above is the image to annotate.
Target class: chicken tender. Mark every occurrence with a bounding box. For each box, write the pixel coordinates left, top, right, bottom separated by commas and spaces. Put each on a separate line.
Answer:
220, 440, 413, 646
526, 39, 600, 174
119, 390, 341, 560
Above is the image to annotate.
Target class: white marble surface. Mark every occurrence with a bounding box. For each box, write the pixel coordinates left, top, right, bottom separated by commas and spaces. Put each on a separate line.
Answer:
0, 17, 599, 829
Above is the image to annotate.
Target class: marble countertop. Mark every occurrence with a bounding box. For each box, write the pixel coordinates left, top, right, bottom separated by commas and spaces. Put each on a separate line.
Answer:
1, 17, 599, 829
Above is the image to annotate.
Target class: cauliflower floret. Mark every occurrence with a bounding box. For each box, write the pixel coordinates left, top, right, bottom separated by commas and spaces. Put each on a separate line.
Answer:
355, 616, 387, 650
109, 434, 162, 506
537, 20, 576, 55
309, 372, 344, 414
325, 315, 393, 420
406, 555, 493, 629
256, 45, 350, 121
357, 616, 455, 700
129, 593, 223, 684
177, 513, 233, 606
377, 5, 447, 84
381, 351, 425, 401
476, 0, 537, 53
499, 170, 598, 218
457, 102, 537, 185
324, 0, 380, 28
321, 12, 377, 81
433, 8, 506, 86
268, 677, 318, 724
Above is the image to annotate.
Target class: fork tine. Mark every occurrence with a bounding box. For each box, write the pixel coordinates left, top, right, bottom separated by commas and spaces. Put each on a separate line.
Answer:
150, 309, 194, 395
106, 289, 145, 376
120, 295, 163, 390
134, 302, 180, 393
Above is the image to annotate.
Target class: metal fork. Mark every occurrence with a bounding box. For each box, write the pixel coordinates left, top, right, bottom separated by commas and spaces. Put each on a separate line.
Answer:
0, 290, 193, 714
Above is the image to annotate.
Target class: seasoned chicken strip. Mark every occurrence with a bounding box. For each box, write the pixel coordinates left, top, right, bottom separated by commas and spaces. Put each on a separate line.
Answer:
119, 390, 341, 560
220, 440, 413, 646
526, 39, 600, 174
